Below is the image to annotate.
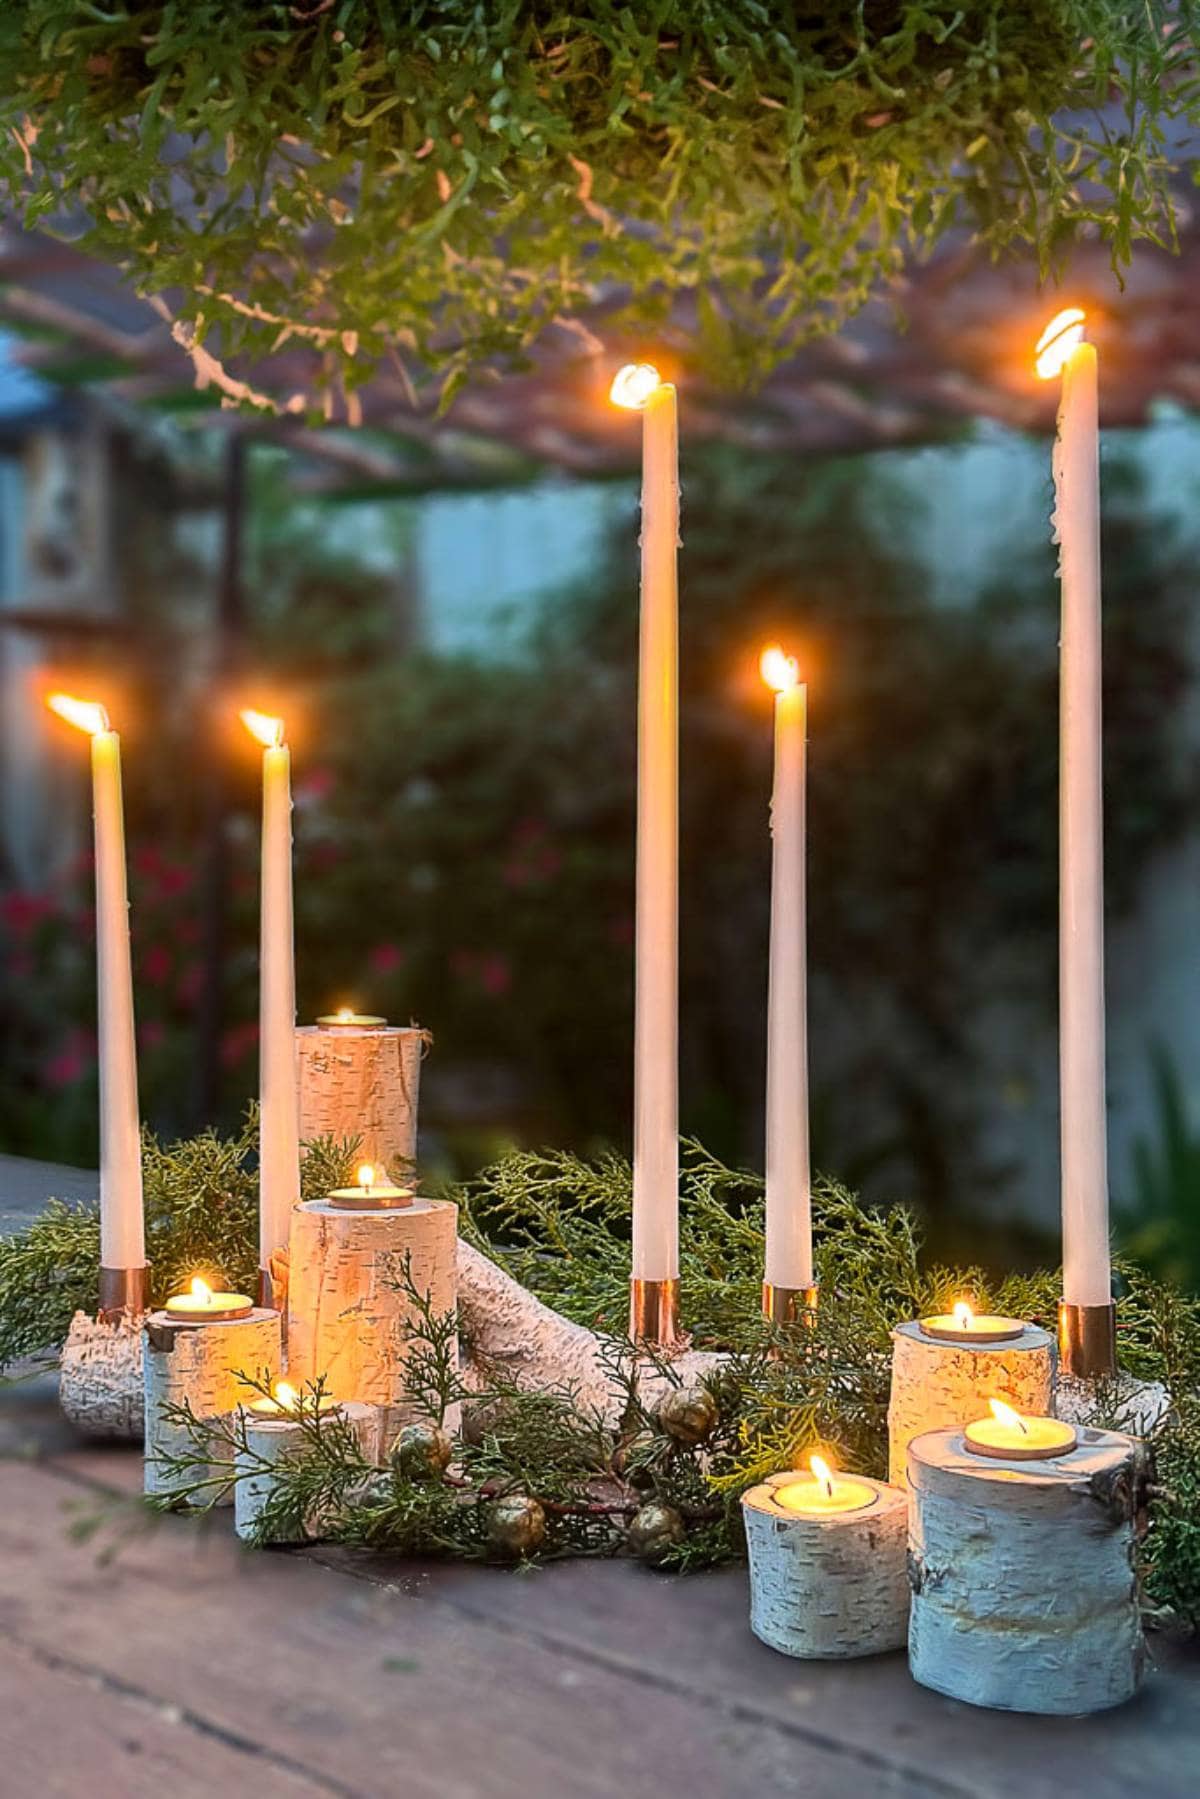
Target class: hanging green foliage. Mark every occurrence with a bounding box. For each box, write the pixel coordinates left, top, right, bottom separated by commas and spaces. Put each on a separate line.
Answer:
0, 4, 1195, 408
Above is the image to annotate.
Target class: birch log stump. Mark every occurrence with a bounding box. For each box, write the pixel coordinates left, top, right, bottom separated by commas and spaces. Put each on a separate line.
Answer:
143, 1309, 281, 1507
887, 1320, 1053, 1487
234, 1400, 376, 1543
59, 1309, 145, 1439
296, 1024, 425, 1179
287, 1197, 456, 1443
908, 1426, 1148, 1714
742, 1476, 908, 1659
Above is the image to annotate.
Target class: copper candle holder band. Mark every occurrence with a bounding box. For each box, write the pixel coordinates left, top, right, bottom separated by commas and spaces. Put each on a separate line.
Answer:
761, 1282, 819, 1327
98, 1264, 150, 1320
1058, 1299, 1117, 1380
630, 1276, 682, 1347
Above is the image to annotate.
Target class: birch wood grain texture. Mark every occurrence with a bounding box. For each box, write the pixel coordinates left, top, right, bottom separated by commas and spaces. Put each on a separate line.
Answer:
295, 1025, 425, 1179
456, 1239, 723, 1425
233, 1399, 376, 1543
287, 1197, 456, 1441
741, 1477, 908, 1659
887, 1319, 1053, 1487
142, 1308, 281, 1507
907, 1425, 1147, 1714
59, 1308, 145, 1439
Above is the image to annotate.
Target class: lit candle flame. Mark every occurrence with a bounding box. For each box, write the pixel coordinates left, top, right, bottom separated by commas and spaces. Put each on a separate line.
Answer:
357, 1163, 376, 1191
989, 1398, 1029, 1435
809, 1453, 835, 1500
240, 708, 285, 749
47, 692, 111, 736
952, 1301, 974, 1331
1035, 307, 1086, 380
272, 1381, 297, 1410
609, 362, 662, 410
189, 1277, 212, 1304
337, 1007, 354, 1022
760, 645, 800, 694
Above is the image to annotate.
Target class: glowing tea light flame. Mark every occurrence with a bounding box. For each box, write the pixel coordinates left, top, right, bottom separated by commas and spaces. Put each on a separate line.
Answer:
272, 1381, 298, 1410
989, 1398, 1029, 1436
809, 1453, 835, 1500
190, 1277, 212, 1305
240, 707, 285, 748
609, 362, 662, 410
1035, 307, 1086, 380
47, 692, 111, 736
337, 1007, 354, 1022
760, 645, 800, 694
357, 1163, 376, 1192
952, 1300, 974, 1332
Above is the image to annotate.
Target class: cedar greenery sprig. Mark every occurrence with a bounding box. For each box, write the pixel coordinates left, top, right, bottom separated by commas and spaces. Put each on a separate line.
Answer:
0, 4, 1195, 409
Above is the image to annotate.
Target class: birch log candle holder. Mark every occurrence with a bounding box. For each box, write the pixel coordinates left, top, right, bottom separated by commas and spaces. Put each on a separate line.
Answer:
142, 1306, 281, 1507
907, 1423, 1149, 1714
59, 1308, 146, 1439
741, 1459, 909, 1660
233, 1389, 377, 1544
287, 1188, 457, 1444
296, 1016, 427, 1180
887, 1315, 1053, 1487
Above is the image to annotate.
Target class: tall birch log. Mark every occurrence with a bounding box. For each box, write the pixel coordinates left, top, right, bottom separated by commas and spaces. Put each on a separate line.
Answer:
887, 1320, 1053, 1487
59, 1308, 145, 1439
142, 1308, 281, 1507
742, 1476, 908, 1659
287, 1196, 456, 1441
296, 1024, 425, 1179
908, 1425, 1148, 1714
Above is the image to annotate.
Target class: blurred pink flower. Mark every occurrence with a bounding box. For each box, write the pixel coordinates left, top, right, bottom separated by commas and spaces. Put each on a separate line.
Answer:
156, 861, 194, 900
369, 942, 405, 976
296, 766, 335, 805
141, 943, 171, 986
307, 842, 343, 874
139, 1019, 166, 1051
44, 1029, 95, 1089
479, 953, 511, 997
176, 962, 204, 1008
7, 950, 33, 981
1, 891, 55, 935
220, 1020, 260, 1068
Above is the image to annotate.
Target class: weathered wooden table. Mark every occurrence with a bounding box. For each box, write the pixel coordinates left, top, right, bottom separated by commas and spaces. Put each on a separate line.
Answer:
2, 1157, 1197, 1799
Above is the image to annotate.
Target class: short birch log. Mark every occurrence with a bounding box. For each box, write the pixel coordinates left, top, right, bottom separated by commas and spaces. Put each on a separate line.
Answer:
143, 1308, 281, 1507
907, 1426, 1148, 1714
234, 1400, 376, 1544
741, 1477, 909, 1659
887, 1319, 1053, 1488
287, 1197, 457, 1442
60, 1308, 145, 1439
296, 1024, 426, 1180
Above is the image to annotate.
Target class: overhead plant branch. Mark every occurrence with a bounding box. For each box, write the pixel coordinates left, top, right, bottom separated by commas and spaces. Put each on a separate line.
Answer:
0, 3, 1195, 410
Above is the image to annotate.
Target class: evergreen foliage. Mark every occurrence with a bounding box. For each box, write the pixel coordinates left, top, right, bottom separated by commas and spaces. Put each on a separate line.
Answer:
5, 1121, 1194, 1622
0, 5, 1195, 407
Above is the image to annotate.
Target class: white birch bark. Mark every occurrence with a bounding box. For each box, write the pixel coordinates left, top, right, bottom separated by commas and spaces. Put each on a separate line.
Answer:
59, 1308, 145, 1439
142, 1308, 282, 1507
907, 1425, 1147, 1714
234, 1400, 376, 1543
742, 1477, 908, 1659
287, 1197, 456, 1442
296, 1025, 425, 1180
887, 1320, 1053, 1487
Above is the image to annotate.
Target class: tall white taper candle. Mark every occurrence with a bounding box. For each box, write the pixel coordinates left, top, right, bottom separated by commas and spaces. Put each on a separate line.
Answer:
243, 710, 301, 1277
612, 365, 680, 1296
1041, 312, 1111, 1311
761, 651, 813, 1291
48, 696, 145, 1276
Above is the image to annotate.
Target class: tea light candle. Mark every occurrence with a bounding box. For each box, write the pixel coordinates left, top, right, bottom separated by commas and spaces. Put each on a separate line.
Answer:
742, 1455, 908, 1659
772, 1456, 874, 1516
244, 1379, 341, 1418
963, 1398, 1078, 1461
317, 1008, 387, 1029
918, 1300, 1025, 1344
163, 1277, 254, 1323
326, 1162, 415, 1210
